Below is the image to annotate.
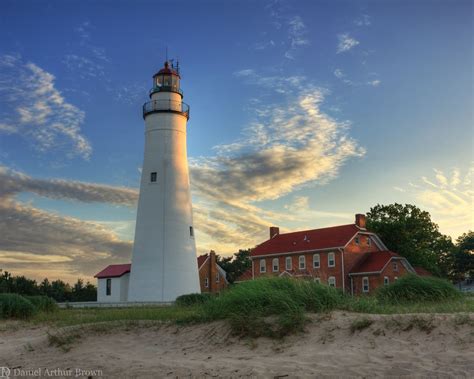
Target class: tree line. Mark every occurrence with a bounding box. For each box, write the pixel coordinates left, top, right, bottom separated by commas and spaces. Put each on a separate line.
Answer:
0, 272, 97, 302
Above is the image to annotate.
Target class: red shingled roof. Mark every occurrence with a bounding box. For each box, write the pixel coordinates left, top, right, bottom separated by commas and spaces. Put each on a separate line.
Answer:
235, 268, 253, 282
414, 266, 432, 276
251, 224, 361, 257
197, 254, 209, 268
94, 264, 131, 279
349, 251, 400, 274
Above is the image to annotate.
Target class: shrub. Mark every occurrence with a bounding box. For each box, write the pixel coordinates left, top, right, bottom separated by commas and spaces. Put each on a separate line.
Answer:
197, 277, 344, 338
376, 274, 461, 304
175, 293, 212, 307
0, 293, 37, 319
24, 295, 58, 312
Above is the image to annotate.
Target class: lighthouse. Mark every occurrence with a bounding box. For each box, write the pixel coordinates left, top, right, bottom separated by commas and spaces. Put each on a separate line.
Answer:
127, 61, 200, 302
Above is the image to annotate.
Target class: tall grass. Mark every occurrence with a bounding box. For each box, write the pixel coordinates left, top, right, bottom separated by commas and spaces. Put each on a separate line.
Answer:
194, 277, 344, 337
23, 295, 58, 312
376, 274, 461, 304
0, 293, 37, 319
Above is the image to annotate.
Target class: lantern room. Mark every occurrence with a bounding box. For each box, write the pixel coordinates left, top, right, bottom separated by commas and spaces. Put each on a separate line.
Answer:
150, 61, 182, 97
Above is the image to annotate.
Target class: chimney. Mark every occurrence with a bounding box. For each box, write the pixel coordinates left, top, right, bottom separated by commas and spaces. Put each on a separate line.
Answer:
270, 226, 280, 239
209, 250, 216, 293
355, 214, 366, 229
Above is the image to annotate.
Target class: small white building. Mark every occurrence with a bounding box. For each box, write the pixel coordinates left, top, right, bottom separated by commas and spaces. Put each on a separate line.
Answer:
94, 264, 131, 302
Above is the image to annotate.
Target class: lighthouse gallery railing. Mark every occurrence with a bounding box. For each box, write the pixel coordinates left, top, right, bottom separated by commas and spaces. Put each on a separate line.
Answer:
142, 100, 190, 120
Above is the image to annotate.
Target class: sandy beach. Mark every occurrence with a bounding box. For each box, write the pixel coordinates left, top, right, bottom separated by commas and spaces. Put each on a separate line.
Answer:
1, 312, 473, 378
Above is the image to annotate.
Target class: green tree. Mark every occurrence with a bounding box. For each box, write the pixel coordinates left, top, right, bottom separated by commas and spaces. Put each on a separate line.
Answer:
217, 249, 252, 284
451, 231, 474, 282
366, 203, 454, 275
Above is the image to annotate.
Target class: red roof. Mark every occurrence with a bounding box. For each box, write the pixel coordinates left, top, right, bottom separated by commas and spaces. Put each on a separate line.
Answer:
251, 224, 362, 257
235, 268, 253, 282
197, 254, 209, 268
94, 264, 131, 279
155, 62, 180, 77
414, 266, 432, 276
349, 251, 400, 274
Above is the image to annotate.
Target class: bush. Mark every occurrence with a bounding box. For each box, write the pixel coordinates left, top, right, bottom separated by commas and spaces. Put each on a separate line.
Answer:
0, 293, 37, 319
24, 295, 58, 312
376, 274, 461, 304
175, 293, 212, 307
197, 277, 344, 338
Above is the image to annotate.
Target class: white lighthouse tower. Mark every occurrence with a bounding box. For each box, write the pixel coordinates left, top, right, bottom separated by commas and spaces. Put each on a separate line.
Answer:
128, 61, 200, 302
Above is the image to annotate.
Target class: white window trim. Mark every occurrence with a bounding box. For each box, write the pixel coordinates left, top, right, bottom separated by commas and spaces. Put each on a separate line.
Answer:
299, 255, 306, 270
272, 258, 279, 272
355, 236, 360, 245
328, 252, 335, 267
204, 277, 209, 288
260, 259, 266, 273
328, 276, 336, 287
362, 276, 369, 293
314, 277, 320, 284
313, 253, 320, 268
393, 262, 398, 271
285, 256, 292, 271
384, 276, 389, 285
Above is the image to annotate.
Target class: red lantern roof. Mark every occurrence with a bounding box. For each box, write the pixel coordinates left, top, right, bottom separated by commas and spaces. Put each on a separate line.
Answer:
155, 61, 180, 77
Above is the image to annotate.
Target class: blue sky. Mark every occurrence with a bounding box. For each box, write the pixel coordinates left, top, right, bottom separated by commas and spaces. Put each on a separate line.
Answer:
0, 0, 472, 282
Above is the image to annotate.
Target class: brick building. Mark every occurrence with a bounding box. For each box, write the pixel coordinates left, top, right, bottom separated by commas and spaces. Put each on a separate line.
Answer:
250, 214, 416, 295
197, 250, 229, 293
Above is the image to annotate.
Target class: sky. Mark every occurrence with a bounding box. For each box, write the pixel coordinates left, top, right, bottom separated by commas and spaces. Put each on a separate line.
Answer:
0, 0, 472, 284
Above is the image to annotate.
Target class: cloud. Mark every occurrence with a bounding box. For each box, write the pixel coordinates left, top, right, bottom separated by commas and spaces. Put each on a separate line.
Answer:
63, 54, 105, 79
0, 198, 132, 281
337, 33, 360, 53
0, 55, 92, 160
0, 166, 136, 281
367, 79, 381, 87
0, 166, 138, 205
333, 68, 354, 85
354, 14, 371, 27
191, 69, 365, 253
397, 166, 474, 238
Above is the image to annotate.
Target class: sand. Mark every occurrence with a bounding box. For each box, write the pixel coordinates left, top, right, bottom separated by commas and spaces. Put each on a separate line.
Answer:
1, 312, 473, 378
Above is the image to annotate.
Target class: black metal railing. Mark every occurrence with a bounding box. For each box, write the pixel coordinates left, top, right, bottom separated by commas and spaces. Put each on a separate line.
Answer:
142, 100, 190, 120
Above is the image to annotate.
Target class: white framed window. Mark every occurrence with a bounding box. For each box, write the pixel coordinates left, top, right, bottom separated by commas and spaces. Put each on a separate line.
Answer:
299, 255, 306, 270
204, 277, 209, 288
328, 252, 335, 267
272, 258, 279, 272
362, 277, 369, 293
313, 253, 320, 268
384, 276, 389, 285
393, 262, 398, 271
285, 256, 292, 270
355, 236, 360, 245
367, 237, 371, 246
328, 276, 336, 287
394, 276, 398, 281
314, 277, 320, 284
216, 272, 220, 283
260, 259, 266, 273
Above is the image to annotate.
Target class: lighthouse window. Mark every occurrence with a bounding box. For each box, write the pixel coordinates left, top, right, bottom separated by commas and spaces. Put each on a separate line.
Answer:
150, 172, 157, 182
189, 226, 194, 237
156, 75, 163, 87
163, 75, 171, 87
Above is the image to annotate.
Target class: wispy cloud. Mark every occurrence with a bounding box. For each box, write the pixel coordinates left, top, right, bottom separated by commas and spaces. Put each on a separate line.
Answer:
333, 68, 353, 85
192, 69, 365, 253
396, 166, 474, 238
354, 14, 371, 27
367, 79, 381, 87
337, 33, 360, 54
0, 55, 92, 160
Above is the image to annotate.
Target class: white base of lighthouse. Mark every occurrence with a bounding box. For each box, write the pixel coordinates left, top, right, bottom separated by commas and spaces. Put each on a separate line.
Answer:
127, 85, 200, 302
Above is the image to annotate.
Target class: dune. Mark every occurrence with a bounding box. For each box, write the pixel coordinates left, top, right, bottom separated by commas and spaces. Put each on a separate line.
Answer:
1, 312, 473, 378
